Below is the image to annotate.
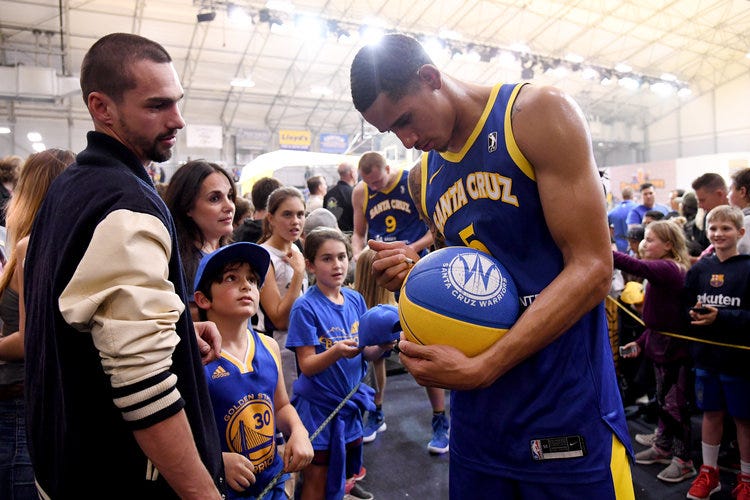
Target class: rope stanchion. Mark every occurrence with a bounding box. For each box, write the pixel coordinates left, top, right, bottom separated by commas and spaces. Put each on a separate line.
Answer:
256, 364, 373, 500
605, 295, 750, 351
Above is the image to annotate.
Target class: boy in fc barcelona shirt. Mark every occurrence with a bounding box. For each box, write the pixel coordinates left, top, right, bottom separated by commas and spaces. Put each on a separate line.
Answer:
684, 205, 750, 500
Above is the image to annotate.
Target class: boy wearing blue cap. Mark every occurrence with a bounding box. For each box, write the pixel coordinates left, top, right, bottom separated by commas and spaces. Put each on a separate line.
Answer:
194, 242, 314, 499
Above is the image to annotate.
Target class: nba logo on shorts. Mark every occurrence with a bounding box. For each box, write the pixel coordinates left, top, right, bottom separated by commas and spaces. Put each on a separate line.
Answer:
488, 131, 498, 153
444, 251, 508, 305
531, 439, 544, 460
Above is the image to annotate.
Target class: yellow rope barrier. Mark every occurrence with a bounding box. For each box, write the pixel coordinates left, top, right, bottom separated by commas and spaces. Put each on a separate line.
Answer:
605, 295, 750, 351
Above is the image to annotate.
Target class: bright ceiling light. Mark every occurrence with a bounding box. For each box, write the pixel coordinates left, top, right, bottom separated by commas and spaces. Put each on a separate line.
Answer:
296, 15, 325, 41
660, 73, 677, 82
496, 51, 517, 66
230, 77, 255, 88
439, 29, 462, 41
565, 53, 584, 64
422, 37, 447, 61
600, 76, 614, 86
32, 142, 46, 152
581, 67, 599, 80
227, 4, 252, 26
615, 62, 632, 73
618, 76, 640, 90
650, 81, 675, 97
677, 87, 693, 98
361, 25, 384, 46
0, 127, 10, 134
27, 132, 42, 142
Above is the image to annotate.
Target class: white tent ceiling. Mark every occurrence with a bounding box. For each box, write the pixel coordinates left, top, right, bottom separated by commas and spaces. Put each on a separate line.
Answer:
1, 0, 749, 149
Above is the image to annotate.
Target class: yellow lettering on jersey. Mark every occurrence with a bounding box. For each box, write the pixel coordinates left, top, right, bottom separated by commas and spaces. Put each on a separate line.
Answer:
368, 200, 392, 219
389, 199, 412, 213
432, 172, 517, 233
433, 179, 468, 233
466, 172, 518, 206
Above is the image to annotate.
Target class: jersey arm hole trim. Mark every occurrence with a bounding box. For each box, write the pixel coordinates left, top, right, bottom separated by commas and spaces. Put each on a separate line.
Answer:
439, 83, 503, 164
504, 83, 536, 182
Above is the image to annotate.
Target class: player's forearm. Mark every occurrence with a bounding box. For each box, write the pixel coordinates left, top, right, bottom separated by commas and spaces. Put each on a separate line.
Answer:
476, 257, 611, 386
133, 410, 221, 499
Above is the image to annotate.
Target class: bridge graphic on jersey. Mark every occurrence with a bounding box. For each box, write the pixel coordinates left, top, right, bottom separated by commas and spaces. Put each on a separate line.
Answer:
457, 254, 498, 292
230, 420, 274, 455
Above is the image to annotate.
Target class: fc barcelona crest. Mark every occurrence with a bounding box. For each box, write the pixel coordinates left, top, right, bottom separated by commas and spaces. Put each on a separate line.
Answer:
710, 274, 724, 287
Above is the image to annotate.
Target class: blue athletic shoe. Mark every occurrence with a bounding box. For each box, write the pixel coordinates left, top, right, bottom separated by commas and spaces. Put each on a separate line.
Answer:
362, 409, 386, 443
428, 413, 449, 454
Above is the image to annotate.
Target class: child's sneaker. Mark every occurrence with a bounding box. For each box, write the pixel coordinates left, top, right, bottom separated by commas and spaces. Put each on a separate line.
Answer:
656, 456, 696, 483
351, 466, 366, 482
344, 479, 374, 499
635, 432, 657, 447
362, 409, 386, 443
635, 445, 672, 465
687, 464, 721, 500
733, 472, 750, 500
427, 413, 449, 455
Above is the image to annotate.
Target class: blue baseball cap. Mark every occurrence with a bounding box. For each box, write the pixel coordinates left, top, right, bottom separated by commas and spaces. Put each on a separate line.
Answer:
358, 304, 401, 347
194, 242, 271, 293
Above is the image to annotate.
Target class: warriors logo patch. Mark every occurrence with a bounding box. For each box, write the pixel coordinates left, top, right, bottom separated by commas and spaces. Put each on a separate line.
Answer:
445, 251, 508, 304
226, 396, 276, 472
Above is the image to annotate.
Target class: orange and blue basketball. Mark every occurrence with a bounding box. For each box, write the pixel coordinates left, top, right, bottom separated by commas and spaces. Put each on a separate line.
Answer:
398, 246, 519, 356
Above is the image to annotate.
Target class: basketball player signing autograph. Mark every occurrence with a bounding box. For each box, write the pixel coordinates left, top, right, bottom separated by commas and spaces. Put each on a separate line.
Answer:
350, 34, 635, 499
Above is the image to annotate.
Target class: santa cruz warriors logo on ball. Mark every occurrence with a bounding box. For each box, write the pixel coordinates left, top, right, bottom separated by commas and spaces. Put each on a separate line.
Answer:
399, 246, 519, 356
444, 250, 508, 306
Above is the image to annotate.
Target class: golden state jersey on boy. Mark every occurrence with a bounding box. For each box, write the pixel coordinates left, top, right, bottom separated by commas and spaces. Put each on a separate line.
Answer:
421, 83, 632, 482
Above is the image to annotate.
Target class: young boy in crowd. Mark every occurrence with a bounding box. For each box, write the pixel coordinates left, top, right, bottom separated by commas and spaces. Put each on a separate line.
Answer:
684, 205, 750, 500
194, 242, 314, 499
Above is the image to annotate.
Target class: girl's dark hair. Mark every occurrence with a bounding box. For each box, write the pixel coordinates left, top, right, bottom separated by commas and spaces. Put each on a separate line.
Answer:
258, 186, 305, 244
303, 227, 352, 262
165, 160, 236, 282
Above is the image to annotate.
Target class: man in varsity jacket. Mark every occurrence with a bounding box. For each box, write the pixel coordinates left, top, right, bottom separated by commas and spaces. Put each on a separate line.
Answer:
23, 33, 224, 498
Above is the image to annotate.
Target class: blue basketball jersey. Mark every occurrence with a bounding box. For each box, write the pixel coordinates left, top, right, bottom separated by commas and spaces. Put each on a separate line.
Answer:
205, 329, 286, 498
421, 83, 631, 482
363, 169, 428, 247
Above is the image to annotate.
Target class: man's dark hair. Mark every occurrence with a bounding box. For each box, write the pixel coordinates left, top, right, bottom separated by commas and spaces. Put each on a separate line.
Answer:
691, 172, 726, 191
306, 175, 324, 195
639, 182, 654, 191
80, 33, 172, 104
643, 210, 665, 221
350, 34, 434, 113
251, 177, 282, 211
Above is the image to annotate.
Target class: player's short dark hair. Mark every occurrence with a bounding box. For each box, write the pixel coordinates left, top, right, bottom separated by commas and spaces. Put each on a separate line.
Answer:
350, 34, 433, 113
80, 33, 172, 104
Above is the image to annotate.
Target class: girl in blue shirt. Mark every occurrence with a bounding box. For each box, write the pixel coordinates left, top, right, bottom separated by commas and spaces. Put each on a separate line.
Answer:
287, 228, 390, 499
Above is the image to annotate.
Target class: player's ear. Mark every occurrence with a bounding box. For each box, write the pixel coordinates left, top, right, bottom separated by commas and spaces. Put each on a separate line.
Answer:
417, 64, 442, 90
194, 290, 211, 310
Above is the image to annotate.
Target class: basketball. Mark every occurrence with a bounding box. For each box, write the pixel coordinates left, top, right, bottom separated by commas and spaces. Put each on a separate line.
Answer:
398, 247, 520, 356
